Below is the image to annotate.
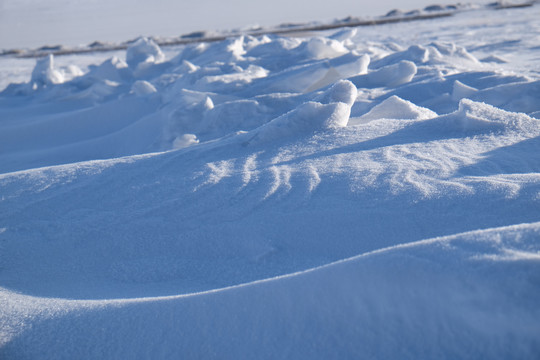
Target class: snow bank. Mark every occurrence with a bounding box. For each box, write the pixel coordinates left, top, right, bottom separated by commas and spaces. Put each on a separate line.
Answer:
349, 95, 436, 124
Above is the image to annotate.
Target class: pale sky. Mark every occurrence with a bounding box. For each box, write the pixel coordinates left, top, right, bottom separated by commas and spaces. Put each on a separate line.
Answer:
0, 0, 488, 49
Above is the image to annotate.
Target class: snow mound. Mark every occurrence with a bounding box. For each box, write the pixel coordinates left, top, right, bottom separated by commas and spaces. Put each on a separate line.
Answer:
126, 37, 165, 70
349, 95, 436, 124
314, 78, 357, 106
244, 80, 356, 145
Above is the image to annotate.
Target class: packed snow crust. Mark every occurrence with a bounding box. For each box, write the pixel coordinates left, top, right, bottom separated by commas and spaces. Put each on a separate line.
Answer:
1, 3, 540, 359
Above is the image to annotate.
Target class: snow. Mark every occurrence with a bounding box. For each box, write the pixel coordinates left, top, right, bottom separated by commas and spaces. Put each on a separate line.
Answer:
1, 2, 540, 359
125, 37, 165, 70
350, 60, 417, 87
29, 54, 65, 86
242, 79, 357, 145
349, 95, 437, 124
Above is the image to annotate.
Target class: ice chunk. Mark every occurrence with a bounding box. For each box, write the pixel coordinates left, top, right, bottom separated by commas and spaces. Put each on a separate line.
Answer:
126, 37, 165, 69
349, 95, 436, 125
30, 54, 64, 86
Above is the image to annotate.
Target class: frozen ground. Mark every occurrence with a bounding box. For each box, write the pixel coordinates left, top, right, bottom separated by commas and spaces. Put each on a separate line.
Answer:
1, 2, 540, 359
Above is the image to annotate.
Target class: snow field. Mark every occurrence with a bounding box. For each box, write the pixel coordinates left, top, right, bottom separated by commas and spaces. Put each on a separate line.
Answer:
1, 3, 540, 359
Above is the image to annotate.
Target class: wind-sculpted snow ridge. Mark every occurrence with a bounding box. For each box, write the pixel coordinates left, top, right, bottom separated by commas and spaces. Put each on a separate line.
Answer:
1, 4, 540, 359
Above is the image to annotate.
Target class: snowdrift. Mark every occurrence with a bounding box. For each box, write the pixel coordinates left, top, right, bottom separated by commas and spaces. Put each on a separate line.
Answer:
2, 223, 540, 359
1, 3, 539, 359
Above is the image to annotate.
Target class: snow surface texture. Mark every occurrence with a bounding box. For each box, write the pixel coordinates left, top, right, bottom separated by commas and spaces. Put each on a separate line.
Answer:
1, 4, 540, 359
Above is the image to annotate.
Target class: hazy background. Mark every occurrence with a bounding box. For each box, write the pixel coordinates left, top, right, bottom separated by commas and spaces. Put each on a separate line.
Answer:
1, 0, 487, 49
